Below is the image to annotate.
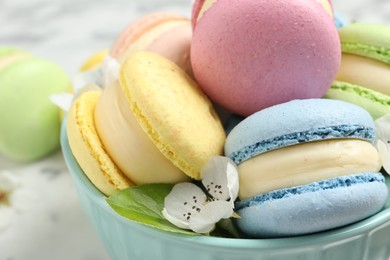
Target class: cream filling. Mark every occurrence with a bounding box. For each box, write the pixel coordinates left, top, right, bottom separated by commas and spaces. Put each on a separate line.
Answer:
197, 0, 217, 23
94, 81, 189, 184
0, 53, 30, 71
316, 0, 333, 17
337, 54, 390, 96
238, 139, 381, 200
119, 20, 189, 64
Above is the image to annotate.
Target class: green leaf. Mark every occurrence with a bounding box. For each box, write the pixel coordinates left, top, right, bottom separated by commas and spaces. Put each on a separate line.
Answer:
106, 183, 198, 236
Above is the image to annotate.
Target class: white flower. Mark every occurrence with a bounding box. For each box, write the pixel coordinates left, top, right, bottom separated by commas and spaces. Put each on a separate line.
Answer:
0, 171, 34, 231
49, 93, 74, 111
49, 55, 120, 112
375, 114, 390, 175
162, 156, 239, 234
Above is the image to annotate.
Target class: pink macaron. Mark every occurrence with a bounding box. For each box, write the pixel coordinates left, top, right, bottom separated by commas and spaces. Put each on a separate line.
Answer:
191, 0, 341, 116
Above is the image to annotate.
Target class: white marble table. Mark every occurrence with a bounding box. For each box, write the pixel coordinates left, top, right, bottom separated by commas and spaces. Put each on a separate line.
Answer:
0, 0, 389, 259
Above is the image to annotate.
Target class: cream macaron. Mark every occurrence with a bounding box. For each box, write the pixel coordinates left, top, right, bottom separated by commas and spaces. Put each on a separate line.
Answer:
94, 52, 225, 184
66, 89, 133, 195
67, 51, 225, 194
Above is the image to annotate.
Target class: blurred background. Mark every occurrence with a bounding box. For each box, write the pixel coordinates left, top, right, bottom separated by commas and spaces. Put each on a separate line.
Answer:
0, 0, 389, 259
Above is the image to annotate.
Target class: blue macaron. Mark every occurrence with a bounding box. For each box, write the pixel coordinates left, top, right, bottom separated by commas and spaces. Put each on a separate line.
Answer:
235, 173, 387, 238
334, 12, 348, 29
225, 99, 375, 165
226, 99, 388, 238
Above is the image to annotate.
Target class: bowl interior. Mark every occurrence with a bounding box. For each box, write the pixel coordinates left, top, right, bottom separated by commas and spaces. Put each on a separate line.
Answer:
60, 119, 390, 249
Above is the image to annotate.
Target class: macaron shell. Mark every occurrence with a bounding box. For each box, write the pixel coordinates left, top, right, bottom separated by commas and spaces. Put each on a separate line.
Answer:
110, 12, 188, 60
0, 57, 70, 161
66, 90, 133, 195
0, 52, 32, 71
334, 12, 347, 28
0, 47, 25, 58
191, 0, 204, 28
119, 52, 225, 180
235, 173, 388, 238
225, 99, 375, 162
79, 49, 108, 72
325, 81, 390, 119
146, 23, 193, 77
339, 23, 390, 64
191, 0, 341, 116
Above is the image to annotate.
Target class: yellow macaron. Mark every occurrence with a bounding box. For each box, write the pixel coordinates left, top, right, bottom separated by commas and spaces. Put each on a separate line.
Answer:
94, 51, 226, 183
66, 88, 133, 195
79, 50, 109, 72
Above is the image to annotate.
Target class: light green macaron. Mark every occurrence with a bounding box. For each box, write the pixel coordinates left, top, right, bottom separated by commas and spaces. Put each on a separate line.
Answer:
339, 23, 390, 63
325, 23, 390, 119
326, 81, 390, 119
0, 47, 70, 162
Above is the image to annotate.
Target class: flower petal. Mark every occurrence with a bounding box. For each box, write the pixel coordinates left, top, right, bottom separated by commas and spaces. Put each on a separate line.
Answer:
103, 56, 120, 87
0, 171, 19, 192
0, 206, 14, 232
189, 200, 234, 234
377, 140, 390, 175
201, 156, 239, 201
49, 93, 74, 112
226, 161, 239, 203
375, 114, 390, 144
375, 114, 390, 174
73, 67, 104, 91
162, 208, 189, 229
162, 183, 207, 229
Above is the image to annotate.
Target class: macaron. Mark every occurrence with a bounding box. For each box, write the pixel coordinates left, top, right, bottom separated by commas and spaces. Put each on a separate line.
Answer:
334, 12, 348, 29
110, 12, 193, 76
191, 0, 340, 116
0, 47, 70, 162
91, 51, 225, 185
325, 23, 390, 119
66, 89, 133, 195
225, 99, 388, 238
79, 49, 108, 72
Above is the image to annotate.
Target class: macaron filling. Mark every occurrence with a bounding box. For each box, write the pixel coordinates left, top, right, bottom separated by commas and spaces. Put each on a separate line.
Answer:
237, 139, 381, 199
236, 172, 385, 210
337, 54, 390, 96
329, 81, 390, 106
94, 80, 189, 184
341, 42, 390, 64
315, 0, 333, 17
196, 0, 217, 23
228, 124, 375, 165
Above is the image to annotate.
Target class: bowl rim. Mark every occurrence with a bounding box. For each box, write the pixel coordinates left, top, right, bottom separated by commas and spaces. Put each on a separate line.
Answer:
60, 119, 390, 249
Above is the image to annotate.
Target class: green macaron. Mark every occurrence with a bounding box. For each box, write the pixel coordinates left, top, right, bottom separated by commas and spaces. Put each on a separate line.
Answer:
339, 23, 390, 63
0, 47, 70, 162
324, 23, 390, 119
326, 81, 390, 119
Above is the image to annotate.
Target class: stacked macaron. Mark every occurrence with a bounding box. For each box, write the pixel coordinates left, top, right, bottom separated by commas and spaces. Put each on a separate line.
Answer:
325, 23, 390, 119
225, 99, 388, 237
0, 47, 70, 162
67, 51, 225, 195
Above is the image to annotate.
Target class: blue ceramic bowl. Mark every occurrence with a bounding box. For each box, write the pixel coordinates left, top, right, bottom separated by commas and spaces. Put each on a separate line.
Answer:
61, 122, 390, 260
